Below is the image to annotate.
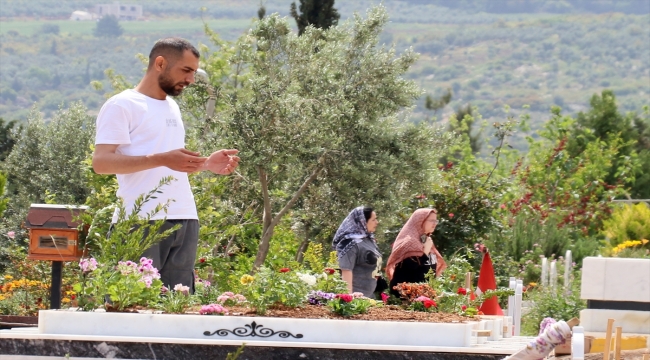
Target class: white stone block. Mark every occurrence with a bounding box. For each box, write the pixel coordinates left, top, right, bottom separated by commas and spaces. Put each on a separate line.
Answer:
37, 310, 479, 347
581, 257, 607, 300
603, 258, 650, 303
580, 309, 650, 334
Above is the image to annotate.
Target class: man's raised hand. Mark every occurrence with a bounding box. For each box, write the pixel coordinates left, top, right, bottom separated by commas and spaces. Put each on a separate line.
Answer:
202, 149, 240, 175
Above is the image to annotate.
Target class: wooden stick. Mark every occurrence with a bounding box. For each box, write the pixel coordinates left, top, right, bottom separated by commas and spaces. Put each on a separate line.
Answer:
603, 318, 615, 360
465, 272, 472, 292
642, 353, 649, 360
614, 326, 622, 360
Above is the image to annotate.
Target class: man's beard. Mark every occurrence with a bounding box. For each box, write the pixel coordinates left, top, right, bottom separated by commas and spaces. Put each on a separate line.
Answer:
158, 71, 188, 97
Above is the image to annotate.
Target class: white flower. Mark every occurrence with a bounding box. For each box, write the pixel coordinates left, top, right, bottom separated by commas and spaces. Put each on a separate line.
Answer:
297, 272, 317, 286
173, 283, 190, 294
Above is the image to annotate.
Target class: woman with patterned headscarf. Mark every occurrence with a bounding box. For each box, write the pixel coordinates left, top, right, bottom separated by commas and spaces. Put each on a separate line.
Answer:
385, 208, 447, 298
332, 206, 381, 297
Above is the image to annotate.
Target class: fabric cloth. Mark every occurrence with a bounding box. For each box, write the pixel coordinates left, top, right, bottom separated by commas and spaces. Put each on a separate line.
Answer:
338, 236, 382, 298
504, 320, 571, 360
332, 207, 373, 260
389, 254, 437, 297
95, 89, 197, 222
385, 208, 447, 281
140, 219, 199, 293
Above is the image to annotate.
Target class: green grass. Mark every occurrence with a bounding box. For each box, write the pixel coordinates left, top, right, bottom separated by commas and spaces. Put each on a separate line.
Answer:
0, 18, 252, 36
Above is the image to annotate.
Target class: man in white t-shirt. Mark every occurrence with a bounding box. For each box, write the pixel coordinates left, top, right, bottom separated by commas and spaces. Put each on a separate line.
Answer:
92, 37, 240, 292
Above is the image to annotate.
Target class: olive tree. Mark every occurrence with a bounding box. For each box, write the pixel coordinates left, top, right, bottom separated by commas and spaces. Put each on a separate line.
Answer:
191, 6, 453, 269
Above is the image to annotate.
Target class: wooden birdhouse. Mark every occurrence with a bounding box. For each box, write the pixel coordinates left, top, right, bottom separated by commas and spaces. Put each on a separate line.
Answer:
25, 204, 89, 261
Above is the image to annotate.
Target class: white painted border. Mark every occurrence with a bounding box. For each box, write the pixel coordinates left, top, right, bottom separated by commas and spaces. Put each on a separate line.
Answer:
37, 310, 479, 347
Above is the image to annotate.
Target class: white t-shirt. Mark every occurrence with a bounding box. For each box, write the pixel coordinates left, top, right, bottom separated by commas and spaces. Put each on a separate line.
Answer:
95, 89, 198, 222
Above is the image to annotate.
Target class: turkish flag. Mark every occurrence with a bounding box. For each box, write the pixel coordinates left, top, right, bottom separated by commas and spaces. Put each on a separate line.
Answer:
475, 252, 503, 315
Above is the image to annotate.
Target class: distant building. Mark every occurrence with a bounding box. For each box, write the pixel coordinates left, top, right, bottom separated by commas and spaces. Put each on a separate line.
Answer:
70, 10, 95, 21
94, 2, 143, 21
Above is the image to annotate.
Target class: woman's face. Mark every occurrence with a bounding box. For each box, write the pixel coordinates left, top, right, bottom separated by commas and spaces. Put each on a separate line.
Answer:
422, 212, 438, 234
366, 211, 378, 233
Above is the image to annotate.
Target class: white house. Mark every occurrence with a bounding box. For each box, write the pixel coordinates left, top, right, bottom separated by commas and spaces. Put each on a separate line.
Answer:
94, 2, 143, 21
69, 10, 95, 21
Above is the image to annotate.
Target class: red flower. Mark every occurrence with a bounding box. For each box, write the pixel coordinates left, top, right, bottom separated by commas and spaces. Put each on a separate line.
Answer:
324, 268, 336, 275
279, 267, 290, 273
70, 295, 76, 300
199, 258, 206, 263
449, 213, 454, 218
457, 287, 467, 295
423, 299, 437, 308
336, 294, 353, 303
461, 305, 467, 311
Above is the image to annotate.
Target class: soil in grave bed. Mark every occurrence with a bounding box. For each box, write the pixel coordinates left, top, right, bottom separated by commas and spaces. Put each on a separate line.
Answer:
206, 304, 474, 323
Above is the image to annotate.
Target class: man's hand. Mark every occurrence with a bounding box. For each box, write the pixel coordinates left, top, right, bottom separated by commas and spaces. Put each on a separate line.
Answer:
160, 148, 207, 173
201, 149, 240, 175
92, 145, 207, 174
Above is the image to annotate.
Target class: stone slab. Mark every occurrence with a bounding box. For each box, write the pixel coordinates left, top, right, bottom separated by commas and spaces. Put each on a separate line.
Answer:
580, 309, 650, 334
581, 257, 650, 302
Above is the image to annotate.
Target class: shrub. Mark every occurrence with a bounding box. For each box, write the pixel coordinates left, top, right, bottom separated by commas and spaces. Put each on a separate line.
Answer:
602, 203, 650, 248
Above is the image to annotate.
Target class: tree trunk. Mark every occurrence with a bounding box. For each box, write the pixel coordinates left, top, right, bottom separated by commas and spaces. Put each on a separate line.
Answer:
295, 222, 311, 263
252, 163, 325, 271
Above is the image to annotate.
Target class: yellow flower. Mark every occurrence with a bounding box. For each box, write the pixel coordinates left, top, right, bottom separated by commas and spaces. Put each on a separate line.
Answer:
240, 274, 254, 285
0, 294, 6, 301
529, 282, 538, 287
62, 298, 71, 304
3, 275, 13, 280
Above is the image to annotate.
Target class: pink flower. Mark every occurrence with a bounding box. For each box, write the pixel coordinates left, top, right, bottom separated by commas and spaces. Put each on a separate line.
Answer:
381, 293, 389, 304
79, 258, 98, 272
199, 304, 228, 315
500, 204, 506, 209
7, 231, 15, 239
414, 296, 431, 302
449, 213, 454, 218
351, 292, 365, 299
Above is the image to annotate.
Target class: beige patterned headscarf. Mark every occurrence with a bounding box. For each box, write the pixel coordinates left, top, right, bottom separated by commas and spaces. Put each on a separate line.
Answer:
385, 208, 447, 281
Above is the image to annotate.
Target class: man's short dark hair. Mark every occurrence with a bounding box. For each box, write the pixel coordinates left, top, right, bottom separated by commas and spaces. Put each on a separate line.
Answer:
148, 37, 199, 69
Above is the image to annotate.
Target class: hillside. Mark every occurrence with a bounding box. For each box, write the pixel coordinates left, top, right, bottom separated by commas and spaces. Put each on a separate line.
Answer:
0, 0, 648, 150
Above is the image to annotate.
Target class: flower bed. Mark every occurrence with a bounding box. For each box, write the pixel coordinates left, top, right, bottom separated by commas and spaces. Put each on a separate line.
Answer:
37, 309, 482, 347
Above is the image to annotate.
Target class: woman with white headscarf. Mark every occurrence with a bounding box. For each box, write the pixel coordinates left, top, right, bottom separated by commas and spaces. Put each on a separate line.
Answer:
332, 206, 381, 297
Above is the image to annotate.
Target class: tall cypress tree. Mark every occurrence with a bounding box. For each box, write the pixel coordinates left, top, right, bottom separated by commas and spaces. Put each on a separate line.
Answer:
290, 0, 340, 36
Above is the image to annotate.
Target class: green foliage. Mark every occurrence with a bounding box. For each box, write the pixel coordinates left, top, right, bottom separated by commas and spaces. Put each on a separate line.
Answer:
241, 266, 310, 314
94, 15, 123, 38
327, 295, 374, 317
40, 23, 60, 35
73, 259, 163, 312
522, 285, 586, 336
85, 177, 180, 265
290, 0, 340, 35
570, 90, 650, 198
0, 118, 21, 162
157, 288, 196, 314
602, 203, 650, 247
0, 172, 8, 217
